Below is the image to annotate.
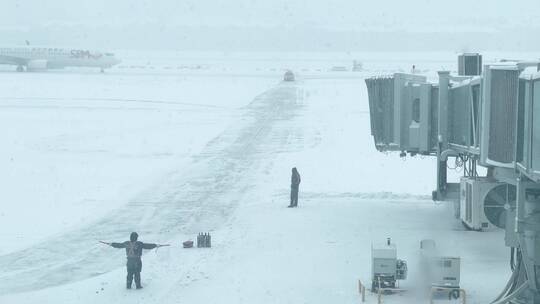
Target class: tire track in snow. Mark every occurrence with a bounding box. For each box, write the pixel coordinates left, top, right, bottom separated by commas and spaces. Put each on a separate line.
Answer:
0, 82, 304, 295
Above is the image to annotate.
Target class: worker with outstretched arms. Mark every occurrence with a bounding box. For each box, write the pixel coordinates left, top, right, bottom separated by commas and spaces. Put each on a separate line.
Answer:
101, 232, 168, 289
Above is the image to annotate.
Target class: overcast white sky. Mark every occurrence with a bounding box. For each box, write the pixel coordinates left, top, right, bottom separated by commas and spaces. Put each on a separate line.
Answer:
1, 0, 539, 31
1, 1, 539, 51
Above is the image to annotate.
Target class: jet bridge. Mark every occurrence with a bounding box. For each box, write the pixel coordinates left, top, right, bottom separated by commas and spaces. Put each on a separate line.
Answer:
365, 55, 540, 304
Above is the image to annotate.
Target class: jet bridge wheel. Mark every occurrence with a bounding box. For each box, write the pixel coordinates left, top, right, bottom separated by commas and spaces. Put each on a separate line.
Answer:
16, 65, 24, 72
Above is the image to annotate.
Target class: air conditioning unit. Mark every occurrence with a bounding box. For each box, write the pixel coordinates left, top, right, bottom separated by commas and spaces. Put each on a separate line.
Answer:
460, 177, 515, 230
458, 53, 482, 76
480, 66, 520, 168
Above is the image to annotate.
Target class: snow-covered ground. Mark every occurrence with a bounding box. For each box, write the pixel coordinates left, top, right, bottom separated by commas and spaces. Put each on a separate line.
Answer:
0, 52, 520, 303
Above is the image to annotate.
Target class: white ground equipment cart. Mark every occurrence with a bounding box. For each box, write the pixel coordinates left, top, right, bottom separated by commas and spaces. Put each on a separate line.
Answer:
420, 239, 462, 300
371, 238, 408, 292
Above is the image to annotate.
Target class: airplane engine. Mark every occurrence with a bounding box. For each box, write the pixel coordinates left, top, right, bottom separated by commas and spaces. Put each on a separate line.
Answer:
26, 59, 48, 71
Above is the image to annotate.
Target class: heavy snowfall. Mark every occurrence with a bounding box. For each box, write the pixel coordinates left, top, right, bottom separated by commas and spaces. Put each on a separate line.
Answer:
1, 1, 540, 303
1, 51, 527, 303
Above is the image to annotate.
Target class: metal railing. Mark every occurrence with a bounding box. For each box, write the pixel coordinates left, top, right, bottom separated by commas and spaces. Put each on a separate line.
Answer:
358, 280, 366, 302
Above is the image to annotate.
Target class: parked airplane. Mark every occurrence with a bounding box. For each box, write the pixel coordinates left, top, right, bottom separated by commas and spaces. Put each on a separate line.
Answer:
0, 46, 121, 72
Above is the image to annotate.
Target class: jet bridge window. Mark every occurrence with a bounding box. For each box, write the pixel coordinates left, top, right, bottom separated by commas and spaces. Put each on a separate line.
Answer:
471, 84, 481, 147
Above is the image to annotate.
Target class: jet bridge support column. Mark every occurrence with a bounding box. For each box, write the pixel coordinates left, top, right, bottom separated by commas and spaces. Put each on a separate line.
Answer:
434, 71, 450, 201
513, 177, 540, 303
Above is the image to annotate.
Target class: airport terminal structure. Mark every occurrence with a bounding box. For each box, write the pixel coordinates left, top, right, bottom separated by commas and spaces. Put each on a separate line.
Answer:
366, 54, 540, 303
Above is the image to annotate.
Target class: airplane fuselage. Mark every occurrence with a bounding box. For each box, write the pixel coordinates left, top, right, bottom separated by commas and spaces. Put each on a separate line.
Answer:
0, 46, 121, 71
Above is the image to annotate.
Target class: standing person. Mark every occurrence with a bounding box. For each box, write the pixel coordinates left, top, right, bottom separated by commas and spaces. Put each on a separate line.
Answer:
101, 232, 164, 289
288, 167, 301, 208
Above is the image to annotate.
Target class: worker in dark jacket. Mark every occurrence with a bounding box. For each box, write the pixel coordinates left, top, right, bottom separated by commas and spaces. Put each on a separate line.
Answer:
102, 232, 159, 289
288, 167, 301, 208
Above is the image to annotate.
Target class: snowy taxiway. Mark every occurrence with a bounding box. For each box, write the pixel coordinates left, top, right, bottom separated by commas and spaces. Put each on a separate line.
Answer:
0, 52, 517, 303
